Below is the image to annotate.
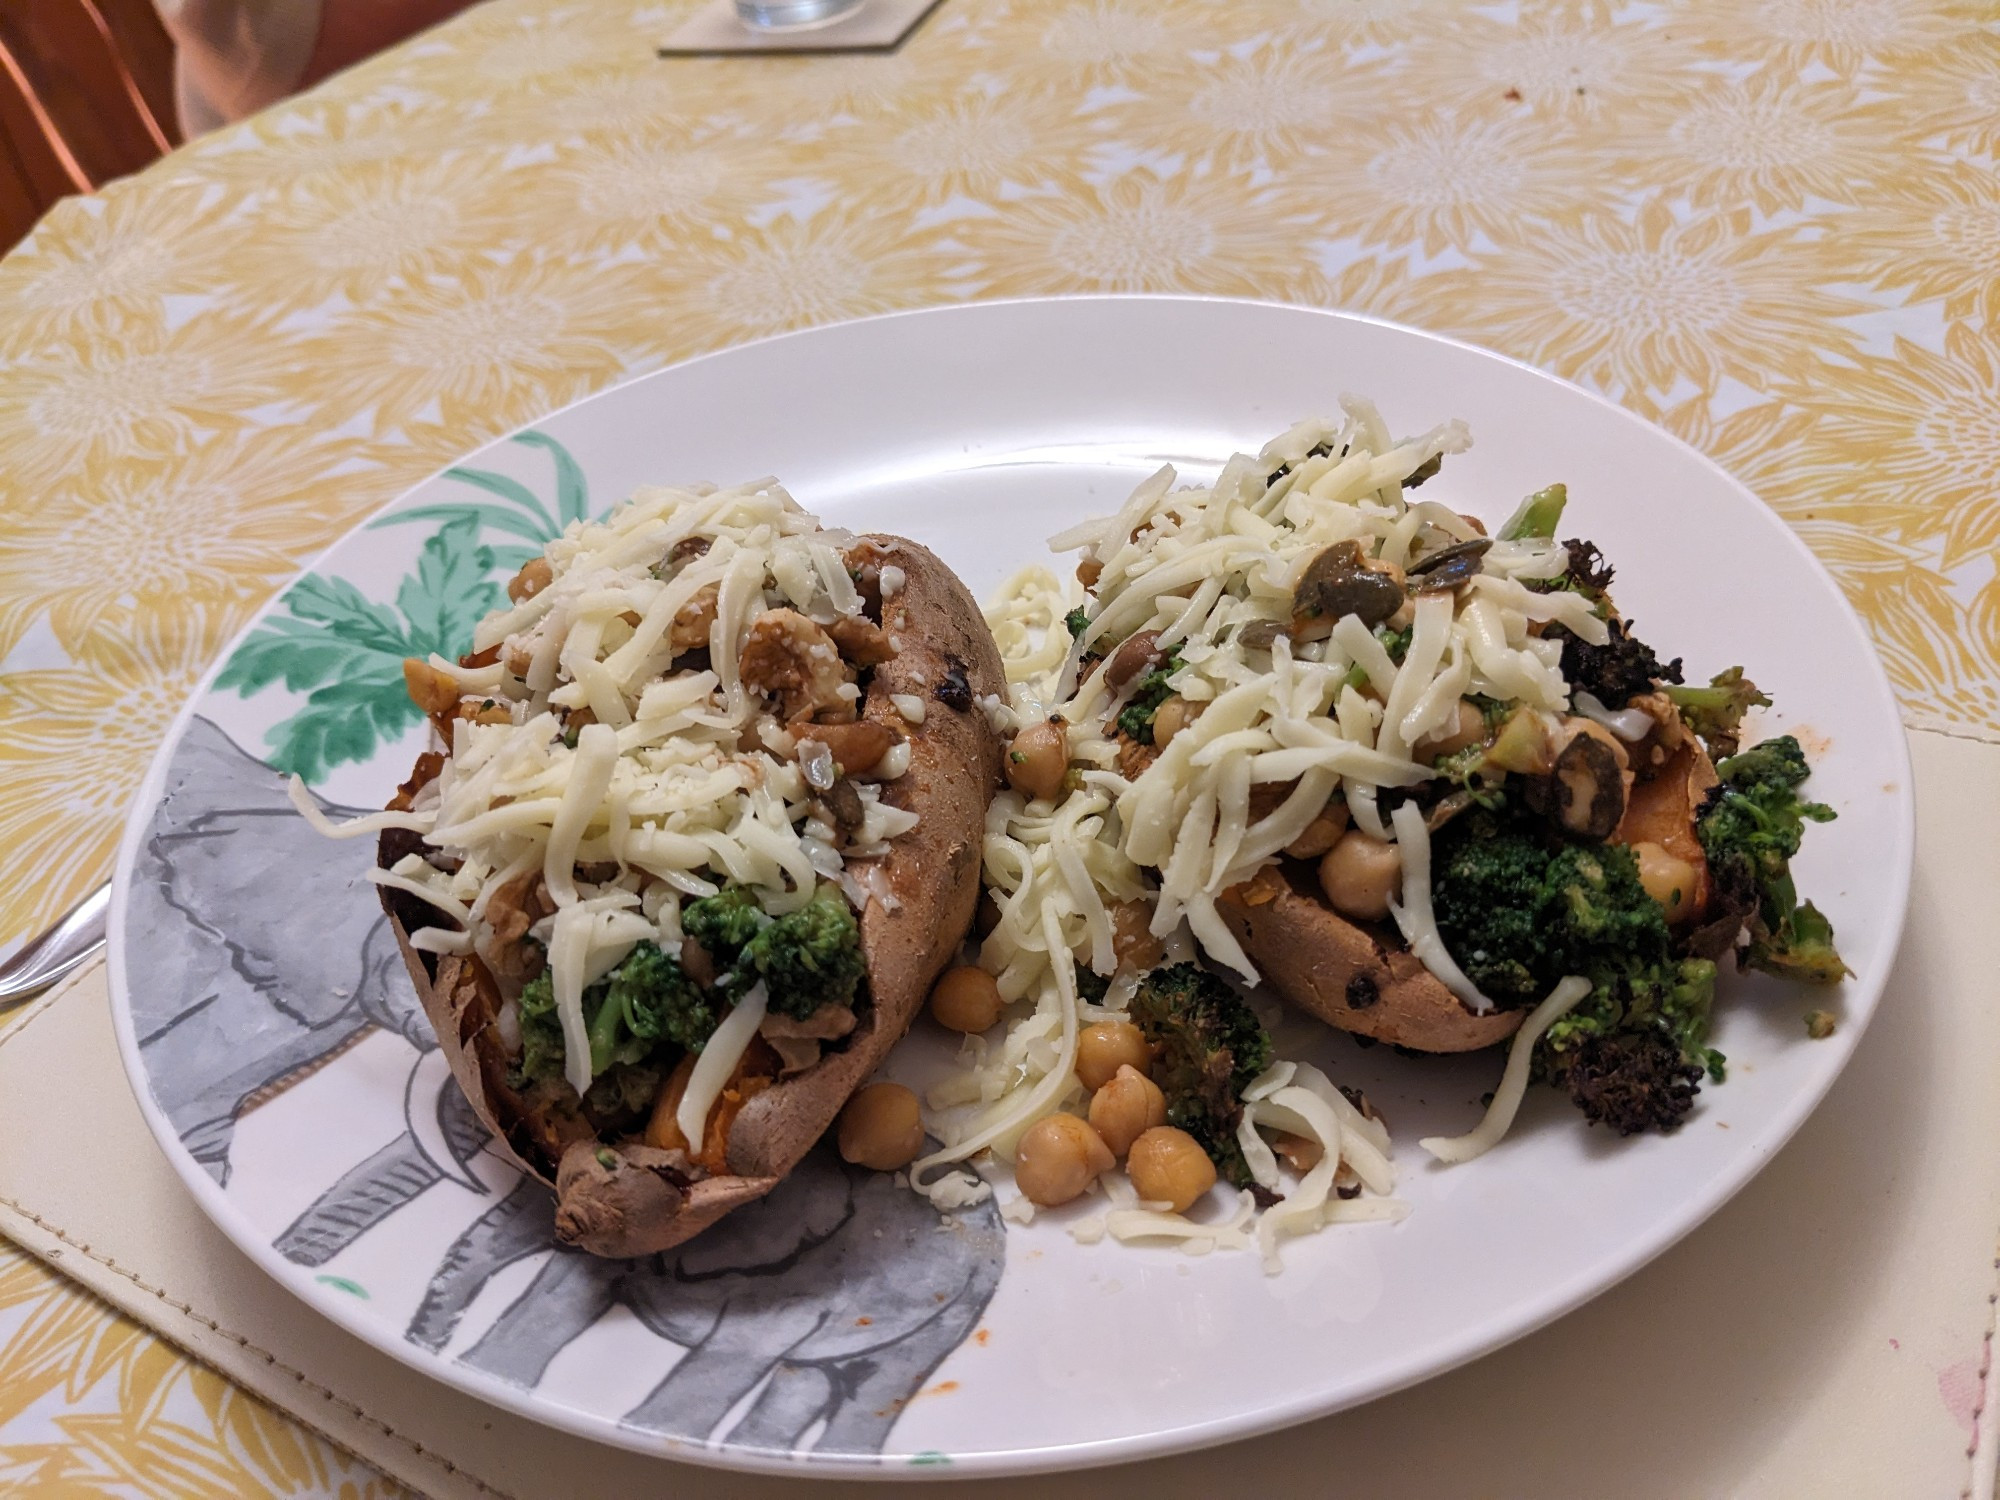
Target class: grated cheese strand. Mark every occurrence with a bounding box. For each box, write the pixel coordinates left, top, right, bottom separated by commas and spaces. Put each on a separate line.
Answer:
1386, 799, 1494, 1014
1420, 976, 1593, 1164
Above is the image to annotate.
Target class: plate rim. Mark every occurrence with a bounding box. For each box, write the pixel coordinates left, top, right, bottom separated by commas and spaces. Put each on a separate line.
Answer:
105, 293, 1917, 1478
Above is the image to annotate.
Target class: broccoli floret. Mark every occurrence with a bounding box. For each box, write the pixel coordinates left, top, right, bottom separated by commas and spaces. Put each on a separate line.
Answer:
1127, 963, 1271, 1186
681, 885, 766, 970
682, 882, 865, 1015
513, 941, 718, 1092
1665, 667, 1770, 758
510, 885, 864, 1099
1064, 607, 1090, 639
1697, 736, 1847, 983
594, 942, 717, 1061
1429, 817, 1552, 1006
1430, 808, 1722, 1132
1115, 651, 1182, 744
515, 970, 566, 1087
1546, 615, 1683, 708
1498, 482, 1568, 541
743, 885, 866, 1020
1560, 1030, 1706, 1135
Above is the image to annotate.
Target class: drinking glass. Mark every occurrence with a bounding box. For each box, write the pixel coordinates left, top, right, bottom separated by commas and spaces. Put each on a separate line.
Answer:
734, 0, 862, 27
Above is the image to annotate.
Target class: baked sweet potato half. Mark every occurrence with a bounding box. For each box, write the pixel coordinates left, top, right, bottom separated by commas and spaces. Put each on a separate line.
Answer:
374, 495, 1002, 1257
1217, 866, 1525, 1053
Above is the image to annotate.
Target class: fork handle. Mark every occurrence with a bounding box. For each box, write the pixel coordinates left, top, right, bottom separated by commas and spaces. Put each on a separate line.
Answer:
0, 884, 109, 1006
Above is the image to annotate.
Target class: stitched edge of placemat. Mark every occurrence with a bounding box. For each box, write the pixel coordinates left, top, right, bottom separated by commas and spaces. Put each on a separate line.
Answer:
1968, 1238, 2000, 1500
0, 962, 515, 1500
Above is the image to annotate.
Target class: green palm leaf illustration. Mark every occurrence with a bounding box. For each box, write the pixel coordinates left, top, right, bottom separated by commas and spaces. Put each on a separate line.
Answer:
219, 516, 498, 784
370, 429, 592, 549
514, 429, 591, 526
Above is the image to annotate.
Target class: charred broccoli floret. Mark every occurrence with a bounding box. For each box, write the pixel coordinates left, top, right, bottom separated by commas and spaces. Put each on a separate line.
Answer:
1561, 1030, 1707, 1135
1127, 963, 1271, 1186
1666, 667, 1770, 758
743, 885, 866, 1020
1555, 536, 1616, 596
1546, 616, 1683, 708
1430, 807, 1721, 1132
1115, 651, 1183, 744
1696, 736, 1846, 984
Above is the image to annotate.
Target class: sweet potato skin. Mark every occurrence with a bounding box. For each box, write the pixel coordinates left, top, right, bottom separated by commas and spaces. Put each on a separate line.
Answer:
378, 533, 1004, 1256
1221, 729, 1721, 1052
1218, 867, 1524, 1053
725, 536, 1003, 1180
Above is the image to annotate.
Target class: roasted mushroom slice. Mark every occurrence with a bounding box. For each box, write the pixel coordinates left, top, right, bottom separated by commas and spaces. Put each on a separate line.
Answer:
1289, 542, 1405, 639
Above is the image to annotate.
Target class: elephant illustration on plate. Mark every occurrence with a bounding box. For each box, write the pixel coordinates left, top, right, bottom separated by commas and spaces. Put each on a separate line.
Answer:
123, 715, 1006, 1457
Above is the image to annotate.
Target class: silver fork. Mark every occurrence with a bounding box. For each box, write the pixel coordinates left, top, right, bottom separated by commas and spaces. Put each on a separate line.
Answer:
0, 885, 108, 1007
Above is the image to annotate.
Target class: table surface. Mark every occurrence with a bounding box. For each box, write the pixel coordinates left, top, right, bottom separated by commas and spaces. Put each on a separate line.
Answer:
3, 0, 1996, 1491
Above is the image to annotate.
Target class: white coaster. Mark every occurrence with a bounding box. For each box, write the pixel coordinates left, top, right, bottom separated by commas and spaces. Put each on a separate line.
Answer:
660, 0, 942, 55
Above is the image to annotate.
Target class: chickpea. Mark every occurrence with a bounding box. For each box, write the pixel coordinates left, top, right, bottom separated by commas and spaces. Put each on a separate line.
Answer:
1110, 901, 1164, 972
1318, 831, 1402, 921
1152, 694, 1193, 749
1633, 840, 1699, 923
1420, 699, 1487, 761
1076, 1020, 1151, 1091
507, 555, 553, 603
930, 965, 1005, 1034
1005, 719, 1068, 802
1284, 801, 1351, 859
1126, 1126, 1217, 1213
1088, 1064, 1167, 1157
1014, 1113, 1113, 1206
836, 1082, 925, 1171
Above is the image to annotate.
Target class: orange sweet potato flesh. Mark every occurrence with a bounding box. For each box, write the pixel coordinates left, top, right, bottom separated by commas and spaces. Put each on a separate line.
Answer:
380, 534, 1004, 1256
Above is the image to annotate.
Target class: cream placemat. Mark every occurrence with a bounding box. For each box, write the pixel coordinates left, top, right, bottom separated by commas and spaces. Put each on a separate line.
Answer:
5, 727, 1996, 1499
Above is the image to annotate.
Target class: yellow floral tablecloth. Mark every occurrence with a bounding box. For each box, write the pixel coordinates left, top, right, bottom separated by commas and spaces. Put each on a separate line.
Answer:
1, 0, 1995, 1489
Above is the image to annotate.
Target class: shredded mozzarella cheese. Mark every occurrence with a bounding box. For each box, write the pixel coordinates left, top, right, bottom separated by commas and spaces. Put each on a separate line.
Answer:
1420, 976, 1593, 1164
337, 478, 921, 1105
677, 980, 769, 1147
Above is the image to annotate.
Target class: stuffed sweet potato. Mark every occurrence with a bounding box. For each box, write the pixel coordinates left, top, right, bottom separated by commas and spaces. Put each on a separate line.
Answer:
371, 481, 1002, 1256
1012, 405, 1840, 1142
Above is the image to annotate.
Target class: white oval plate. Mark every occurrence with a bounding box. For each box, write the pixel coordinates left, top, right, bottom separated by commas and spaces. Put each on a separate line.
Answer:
110, 297, 1912, 1478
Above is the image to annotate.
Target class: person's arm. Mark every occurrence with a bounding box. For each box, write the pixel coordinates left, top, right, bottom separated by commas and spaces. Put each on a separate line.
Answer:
156, 0, 475, 135
298, 0, 475, 92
